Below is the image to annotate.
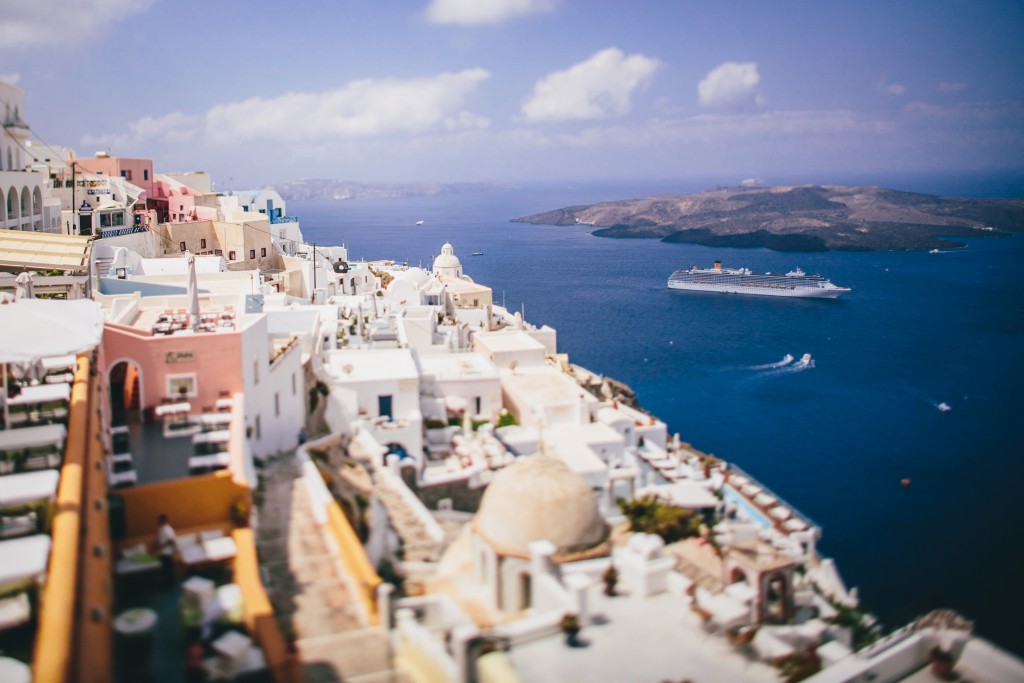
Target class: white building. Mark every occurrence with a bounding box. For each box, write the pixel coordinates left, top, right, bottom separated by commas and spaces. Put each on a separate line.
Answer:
1, 81, 52, 233
417, 352, 502, 422
320, 348, 424, 462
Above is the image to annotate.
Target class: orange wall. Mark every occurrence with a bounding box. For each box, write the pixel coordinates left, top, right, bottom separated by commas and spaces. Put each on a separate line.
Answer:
326, 502, 382, 625
232, 527, 300, 683
103, 323, 244, 413
33, 355, 109, 683
116, 470, 247, 540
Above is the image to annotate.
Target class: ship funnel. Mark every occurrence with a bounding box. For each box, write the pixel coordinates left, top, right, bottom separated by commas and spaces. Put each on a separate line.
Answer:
714, 260, 722, 270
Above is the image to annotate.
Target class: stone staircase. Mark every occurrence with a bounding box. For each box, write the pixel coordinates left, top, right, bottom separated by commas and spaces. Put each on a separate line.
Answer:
255, 453, 409, 682
372, 473, 443, 563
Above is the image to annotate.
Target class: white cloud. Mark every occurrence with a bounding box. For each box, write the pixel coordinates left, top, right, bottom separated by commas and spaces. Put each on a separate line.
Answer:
878, 79, 907, 96
0, 0, 155, 49
84, 69, 491, 151
205, 69, 490, 143
425, 0, 556, 26
521, 48, 659, 123
698, 62, 763, 110
0, 73, 20, 86
938, 81, 968, 94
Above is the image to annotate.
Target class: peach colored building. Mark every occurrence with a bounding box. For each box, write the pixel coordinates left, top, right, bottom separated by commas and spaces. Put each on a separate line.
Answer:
72, 153, 154, 197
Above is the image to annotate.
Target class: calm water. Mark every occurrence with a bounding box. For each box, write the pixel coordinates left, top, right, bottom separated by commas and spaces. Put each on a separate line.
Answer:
292, 181, 1024, 655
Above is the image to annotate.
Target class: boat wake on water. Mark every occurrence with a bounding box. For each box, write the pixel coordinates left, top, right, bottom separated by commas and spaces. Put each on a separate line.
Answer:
748, 353, 814, 378
750, 354, 795, 370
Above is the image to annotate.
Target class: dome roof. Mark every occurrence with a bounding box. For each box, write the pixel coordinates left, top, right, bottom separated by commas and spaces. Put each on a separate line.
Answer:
432, 242, 462, 272
393, 267, 430, 286
474, 456, 608, 557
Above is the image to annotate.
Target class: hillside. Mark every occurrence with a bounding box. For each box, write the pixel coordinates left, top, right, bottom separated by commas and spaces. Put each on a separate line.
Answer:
512, 185, 1024, 251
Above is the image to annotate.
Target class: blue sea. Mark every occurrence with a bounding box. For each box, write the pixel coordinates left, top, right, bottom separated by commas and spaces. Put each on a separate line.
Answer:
291, 178, 1024, 656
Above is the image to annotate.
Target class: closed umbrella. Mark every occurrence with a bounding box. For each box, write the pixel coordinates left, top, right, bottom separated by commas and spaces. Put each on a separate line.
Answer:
14, 272, 34, 300
186, 252, 200, 329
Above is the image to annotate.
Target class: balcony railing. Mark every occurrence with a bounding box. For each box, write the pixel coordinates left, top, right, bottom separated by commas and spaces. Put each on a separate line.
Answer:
270, 215, 298, 224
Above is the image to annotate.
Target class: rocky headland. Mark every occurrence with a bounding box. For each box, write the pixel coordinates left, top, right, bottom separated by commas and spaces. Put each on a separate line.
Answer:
512, 185, 1024, 251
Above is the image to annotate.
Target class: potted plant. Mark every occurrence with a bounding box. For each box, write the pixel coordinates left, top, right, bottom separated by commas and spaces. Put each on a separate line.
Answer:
560, 613, 581, 647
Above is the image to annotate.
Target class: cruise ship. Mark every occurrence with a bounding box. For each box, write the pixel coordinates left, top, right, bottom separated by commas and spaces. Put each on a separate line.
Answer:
668, 261, 850, 299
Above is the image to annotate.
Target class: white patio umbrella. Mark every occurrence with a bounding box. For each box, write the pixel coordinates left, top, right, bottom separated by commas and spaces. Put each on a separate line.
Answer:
186, 251, 200, 329
0, 299, 104, 427
14, 272, 35, 300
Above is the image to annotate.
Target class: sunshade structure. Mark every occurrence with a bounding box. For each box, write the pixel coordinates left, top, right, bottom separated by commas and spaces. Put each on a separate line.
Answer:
14, 272, 34, 300
186, 251, 200, 329
0, 231, 93, 273
0, 299, 105, 426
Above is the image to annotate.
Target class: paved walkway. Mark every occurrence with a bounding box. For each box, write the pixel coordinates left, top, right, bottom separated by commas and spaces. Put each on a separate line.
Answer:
256, 452, 407, 682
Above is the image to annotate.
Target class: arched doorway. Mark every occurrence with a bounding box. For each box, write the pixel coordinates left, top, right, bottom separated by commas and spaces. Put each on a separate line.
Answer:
108, 359, 144, 424
762, 572, 789, 624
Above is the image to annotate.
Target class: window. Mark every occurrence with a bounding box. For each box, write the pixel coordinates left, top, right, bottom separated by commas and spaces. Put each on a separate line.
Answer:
274, 393, 280, 416
200, 238, 207, 249
179, 204, 184, 211
292, 373, 297, 395
253, 357, 259, 384
179, 241, 186, 252
120, 170, 126, 178
166, 373, 197, 399
249, 249, 255, 259
260, 247, 266, 257
378, 395, 393, 419
255, 415, 262, 440
143, 169, 149, 181
228, 251, 236, 260
214, 249, 222, 256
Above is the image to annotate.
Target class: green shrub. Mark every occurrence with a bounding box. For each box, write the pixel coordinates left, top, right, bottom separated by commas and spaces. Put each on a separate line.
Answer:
618, 495, 701, 543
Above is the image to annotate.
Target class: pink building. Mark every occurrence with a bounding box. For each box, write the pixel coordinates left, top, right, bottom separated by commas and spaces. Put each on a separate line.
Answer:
73, 153, 154, 197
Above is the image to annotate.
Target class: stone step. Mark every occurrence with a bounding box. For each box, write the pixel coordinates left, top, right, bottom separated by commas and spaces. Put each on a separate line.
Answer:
296, 628, 393, 679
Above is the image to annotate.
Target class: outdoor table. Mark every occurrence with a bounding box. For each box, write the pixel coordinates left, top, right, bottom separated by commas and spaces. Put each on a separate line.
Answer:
114, 607, 158, 636
40, 355, 76, 374
154, 402, 191, 417
0, 657, 31, 683
188, 453, 229, 473
203, 535, 238, 563
0, 534, 51, 594
0, 470, 60, 507
7, 383, 71, 406
198, 413, 232, 430
0, 424, 67, 455
214, 398, 234, 411
193, 430, 230, 445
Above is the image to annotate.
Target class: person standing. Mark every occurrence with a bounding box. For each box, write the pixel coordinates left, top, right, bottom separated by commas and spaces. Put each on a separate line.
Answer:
156, 514, 176, 590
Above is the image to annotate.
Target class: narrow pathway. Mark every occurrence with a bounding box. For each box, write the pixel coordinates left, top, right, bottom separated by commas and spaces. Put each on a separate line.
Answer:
255, 453, 407, 682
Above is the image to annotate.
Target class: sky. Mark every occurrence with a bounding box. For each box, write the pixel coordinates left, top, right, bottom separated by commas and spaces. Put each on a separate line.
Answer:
2, 0, 1023, 188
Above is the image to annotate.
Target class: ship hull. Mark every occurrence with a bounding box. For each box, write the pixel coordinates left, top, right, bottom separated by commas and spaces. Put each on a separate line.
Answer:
667, 280, 849, 299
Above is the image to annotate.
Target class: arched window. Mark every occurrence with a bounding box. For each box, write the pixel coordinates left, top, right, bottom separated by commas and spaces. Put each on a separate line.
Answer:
21, 186, 30, 214
7, 187, 17, 218
32, 187, 42, 214
6, 147, 12, 171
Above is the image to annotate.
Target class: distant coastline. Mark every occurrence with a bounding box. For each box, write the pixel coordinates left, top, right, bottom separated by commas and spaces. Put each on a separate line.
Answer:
273, 178, 514, 202
511, 184, 1024, 252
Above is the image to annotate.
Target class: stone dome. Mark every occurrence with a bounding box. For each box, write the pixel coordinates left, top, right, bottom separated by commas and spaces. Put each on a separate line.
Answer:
474, 456, 608, 557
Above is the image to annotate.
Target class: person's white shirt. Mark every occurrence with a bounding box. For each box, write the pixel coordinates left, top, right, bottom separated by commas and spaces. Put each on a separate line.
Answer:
157, 522, 176, 556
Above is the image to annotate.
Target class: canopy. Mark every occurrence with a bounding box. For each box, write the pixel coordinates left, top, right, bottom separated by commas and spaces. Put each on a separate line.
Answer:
0, 300, 104, 363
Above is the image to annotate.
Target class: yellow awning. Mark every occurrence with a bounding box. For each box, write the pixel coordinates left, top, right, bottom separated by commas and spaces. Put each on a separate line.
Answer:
0, 231, 93, 273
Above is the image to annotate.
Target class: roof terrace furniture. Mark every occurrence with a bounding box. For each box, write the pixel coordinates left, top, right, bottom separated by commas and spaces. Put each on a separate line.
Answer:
0, 592, 31, 632
0, 534, 51, 596
214, 397, 233, 412
198, 413, 232, 431
188, 453, 230, 475
0, 424, 66, 474
0, 655, 31, 683
193, 430, 231, 455
0, 470, 60, 509
6, 383, 71, 425
155, 402, 191, 417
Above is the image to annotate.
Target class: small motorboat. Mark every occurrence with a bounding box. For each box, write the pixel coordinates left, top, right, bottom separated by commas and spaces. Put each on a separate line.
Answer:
793, 353, 813, 367
471, 252, 484, 256
415, 220, 424, 226
937, 402, 952, 413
